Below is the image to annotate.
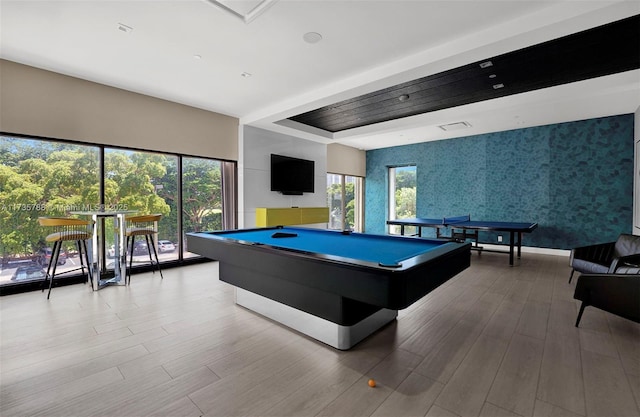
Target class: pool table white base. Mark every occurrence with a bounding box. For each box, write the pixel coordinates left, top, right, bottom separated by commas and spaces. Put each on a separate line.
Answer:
235, 288, 398, 350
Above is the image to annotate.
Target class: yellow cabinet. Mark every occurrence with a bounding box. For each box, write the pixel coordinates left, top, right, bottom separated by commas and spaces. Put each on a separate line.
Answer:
256, 207, 329, 227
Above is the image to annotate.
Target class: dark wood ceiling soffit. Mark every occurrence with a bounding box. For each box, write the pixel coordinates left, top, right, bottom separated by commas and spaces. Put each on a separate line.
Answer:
287, 15, 640, 133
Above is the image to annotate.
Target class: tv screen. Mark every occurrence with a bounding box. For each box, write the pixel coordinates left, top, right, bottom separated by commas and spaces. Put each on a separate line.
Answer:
270, 154, 315, 195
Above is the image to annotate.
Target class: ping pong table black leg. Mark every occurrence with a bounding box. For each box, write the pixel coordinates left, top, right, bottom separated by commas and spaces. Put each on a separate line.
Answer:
509, 231, 515, 266
517, 232, 523, 258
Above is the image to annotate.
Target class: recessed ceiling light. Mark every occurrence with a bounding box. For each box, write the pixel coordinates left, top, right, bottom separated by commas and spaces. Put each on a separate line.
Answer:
398, 94, 410, 102
193, 54, 202, 60
303, 32, 323, 44
117, 23, 133, 33
241, 72, 252, 78
493, 83, 505, 89
479, 60, 493, 68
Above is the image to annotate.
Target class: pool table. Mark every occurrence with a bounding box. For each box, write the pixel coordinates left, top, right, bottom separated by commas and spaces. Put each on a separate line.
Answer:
186, 226, 470, 349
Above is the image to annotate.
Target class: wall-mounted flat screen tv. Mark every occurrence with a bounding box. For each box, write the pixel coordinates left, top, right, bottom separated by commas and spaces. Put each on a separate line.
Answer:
270, 154, 315, 195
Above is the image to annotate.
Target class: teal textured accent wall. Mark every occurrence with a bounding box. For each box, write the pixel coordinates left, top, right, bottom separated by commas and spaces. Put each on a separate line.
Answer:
365, 114, 634, 249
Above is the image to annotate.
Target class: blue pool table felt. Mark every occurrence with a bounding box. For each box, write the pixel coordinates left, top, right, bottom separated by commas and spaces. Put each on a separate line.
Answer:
213, 227, 445, 266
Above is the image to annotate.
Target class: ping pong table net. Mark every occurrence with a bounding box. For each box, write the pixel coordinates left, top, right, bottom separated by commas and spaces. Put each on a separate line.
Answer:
442, 215, 471, 225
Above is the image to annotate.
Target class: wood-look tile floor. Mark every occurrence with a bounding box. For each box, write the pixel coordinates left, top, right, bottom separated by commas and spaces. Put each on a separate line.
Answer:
1, 253, 639, 417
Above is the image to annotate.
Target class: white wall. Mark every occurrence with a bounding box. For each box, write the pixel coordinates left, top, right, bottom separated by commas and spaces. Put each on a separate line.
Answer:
240, 126, 327, 228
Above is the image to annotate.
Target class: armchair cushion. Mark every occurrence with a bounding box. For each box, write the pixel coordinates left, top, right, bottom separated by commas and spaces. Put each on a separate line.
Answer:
616, 265, 640, 274
571, 259, 610, 274
610, 253, 640, 274
613, 234, 640, 258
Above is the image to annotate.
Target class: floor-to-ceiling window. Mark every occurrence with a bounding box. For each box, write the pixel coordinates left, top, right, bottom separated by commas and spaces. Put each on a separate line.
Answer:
181, 157, 223, 257
388, 165, 416, 235
104, 148, 179, 268
0, 137, 100, 286
327, 173, 364, 232
0, 135, 235, 290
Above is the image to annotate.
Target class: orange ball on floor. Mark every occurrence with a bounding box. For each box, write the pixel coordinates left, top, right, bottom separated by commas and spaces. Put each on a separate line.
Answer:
368, 378, 376, 388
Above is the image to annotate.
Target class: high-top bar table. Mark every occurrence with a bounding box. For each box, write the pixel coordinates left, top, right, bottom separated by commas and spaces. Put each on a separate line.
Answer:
71, 209, 136, 289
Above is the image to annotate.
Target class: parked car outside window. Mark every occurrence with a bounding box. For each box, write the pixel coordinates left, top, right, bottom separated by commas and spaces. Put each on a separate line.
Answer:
11, 262, 47, 281
158, 240, 176, 253
37, 247, 67, 266
131, 241, 150, 256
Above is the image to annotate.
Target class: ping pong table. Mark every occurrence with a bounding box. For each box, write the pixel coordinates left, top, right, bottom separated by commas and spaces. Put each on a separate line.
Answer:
387, 215, 538, 266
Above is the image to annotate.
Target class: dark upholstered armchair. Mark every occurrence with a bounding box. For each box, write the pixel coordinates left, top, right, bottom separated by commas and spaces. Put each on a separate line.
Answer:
573, 273, 640, 327
568, 234, 640, 283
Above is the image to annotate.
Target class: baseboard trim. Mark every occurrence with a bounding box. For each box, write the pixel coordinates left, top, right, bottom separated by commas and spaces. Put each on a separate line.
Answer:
478, 243, 569, 257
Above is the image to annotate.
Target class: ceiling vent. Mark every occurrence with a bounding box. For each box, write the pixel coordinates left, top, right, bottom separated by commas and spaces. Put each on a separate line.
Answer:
205, 0, 278, 24
438, 121, 472, 131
